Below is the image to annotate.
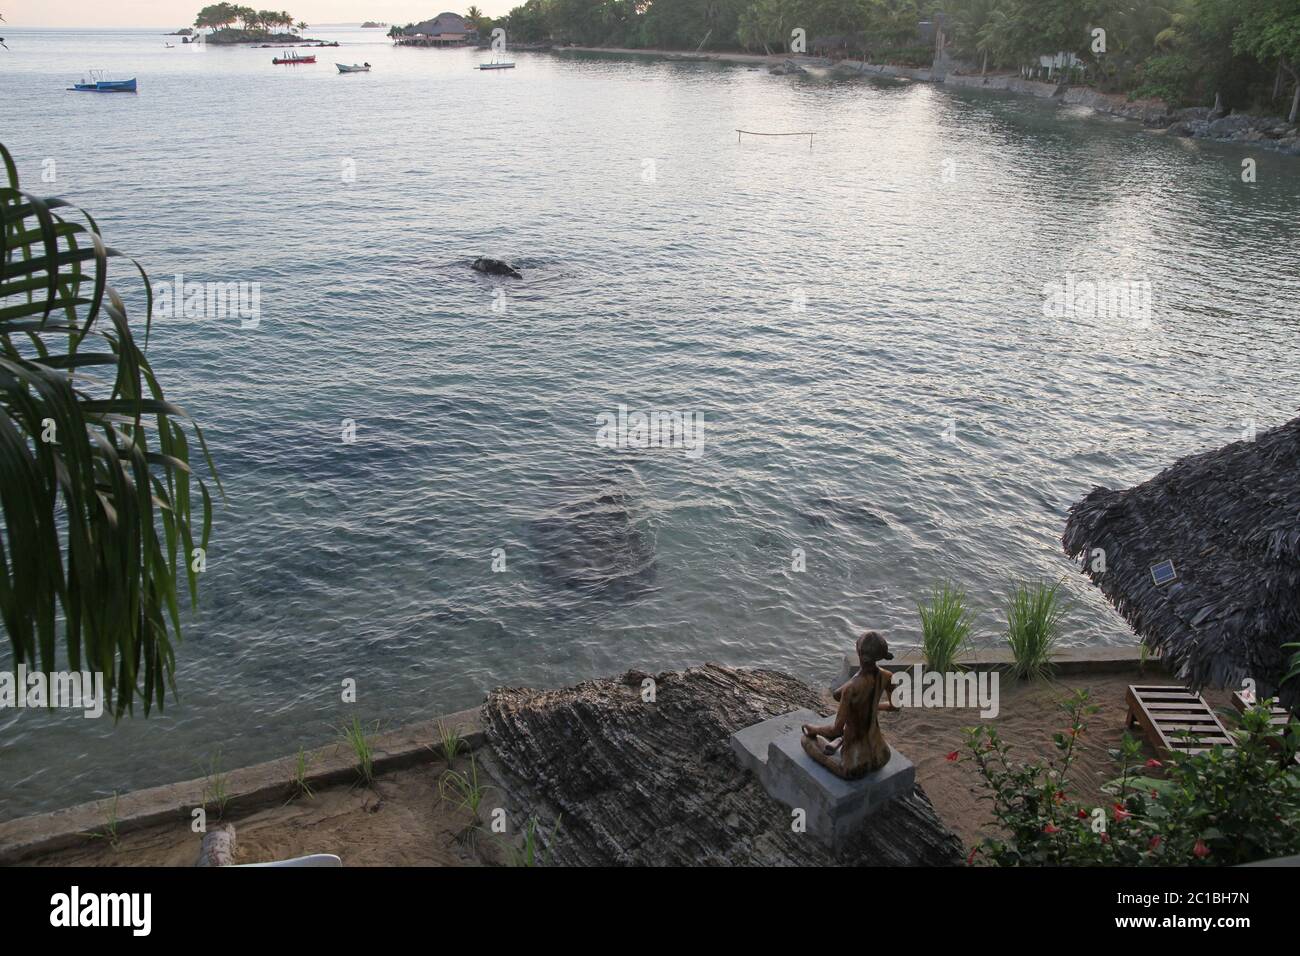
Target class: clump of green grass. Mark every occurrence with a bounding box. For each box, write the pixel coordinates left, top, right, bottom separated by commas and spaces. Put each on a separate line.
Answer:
88, 791, 122, 848
917, 582, 974, 673
203, 750, 231, 818
291, 746, 315, 799
507, 815, 561, 867
439, 754, 491, 821
341, 716, 377, 785
436, 721, 464, 767
1004, 579, 1069, 680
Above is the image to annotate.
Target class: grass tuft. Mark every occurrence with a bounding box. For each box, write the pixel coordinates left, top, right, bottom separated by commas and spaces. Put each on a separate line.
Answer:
1004, 579, 1069, 680
918, 581, 974, 673
439, 753, 491, 822
87, 791, 122, 848
291, 746, 315, 799
507, 815, 561, 867
203, 750, 231, 817
436, 721, 464, 767
341, 716, 377, 785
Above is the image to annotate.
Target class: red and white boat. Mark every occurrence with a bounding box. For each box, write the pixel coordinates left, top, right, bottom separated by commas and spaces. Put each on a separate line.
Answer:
272, 51, 316, 65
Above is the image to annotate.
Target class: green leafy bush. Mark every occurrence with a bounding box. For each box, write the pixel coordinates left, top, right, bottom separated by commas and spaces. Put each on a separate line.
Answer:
961, 691, 1300, 866
1133, 53, 1197, 107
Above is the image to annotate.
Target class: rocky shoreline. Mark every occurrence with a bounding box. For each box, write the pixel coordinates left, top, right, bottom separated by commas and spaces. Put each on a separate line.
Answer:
943, 71, 1300, 156
553, 46, 1300, 157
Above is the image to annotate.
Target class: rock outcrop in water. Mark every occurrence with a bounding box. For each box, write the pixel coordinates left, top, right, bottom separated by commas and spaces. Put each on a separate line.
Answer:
482, 664, 964, 865
525, 471, 656, 598
471, 257, 522, 278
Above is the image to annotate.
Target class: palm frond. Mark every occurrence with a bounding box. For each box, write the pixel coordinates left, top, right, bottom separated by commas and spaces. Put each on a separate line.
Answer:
0, 141, 219, 718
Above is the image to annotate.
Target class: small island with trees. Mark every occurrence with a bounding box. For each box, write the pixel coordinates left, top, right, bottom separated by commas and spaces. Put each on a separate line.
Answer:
193, 4, 310, 44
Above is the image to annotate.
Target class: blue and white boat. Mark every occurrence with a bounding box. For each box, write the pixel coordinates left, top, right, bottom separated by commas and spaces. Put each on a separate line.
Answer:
69, 70, 138, 93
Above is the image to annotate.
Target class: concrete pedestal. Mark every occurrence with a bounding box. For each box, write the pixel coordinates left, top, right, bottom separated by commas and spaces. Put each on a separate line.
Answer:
730, 710, 914, 848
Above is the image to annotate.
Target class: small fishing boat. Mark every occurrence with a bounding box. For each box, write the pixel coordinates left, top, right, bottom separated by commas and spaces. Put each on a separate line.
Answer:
272, 51, 316, 65
477, 59, 515, 70
337, 62, 371, 73
68, 70, 137, 93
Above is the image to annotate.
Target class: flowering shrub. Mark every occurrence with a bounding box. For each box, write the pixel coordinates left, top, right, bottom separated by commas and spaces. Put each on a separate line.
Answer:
961, 690, 1300, 866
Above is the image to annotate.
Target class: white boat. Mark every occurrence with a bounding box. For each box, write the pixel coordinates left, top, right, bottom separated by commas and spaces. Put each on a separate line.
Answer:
337, 62, 371, 73
477, 59, 515, 70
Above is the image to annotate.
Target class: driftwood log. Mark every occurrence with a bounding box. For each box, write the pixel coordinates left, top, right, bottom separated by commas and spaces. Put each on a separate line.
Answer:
483, 663, 963, 865
195, 824, 236, 867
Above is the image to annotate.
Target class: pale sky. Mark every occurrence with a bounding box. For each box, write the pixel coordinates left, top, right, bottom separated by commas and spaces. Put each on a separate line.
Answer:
2, 1, 512, 28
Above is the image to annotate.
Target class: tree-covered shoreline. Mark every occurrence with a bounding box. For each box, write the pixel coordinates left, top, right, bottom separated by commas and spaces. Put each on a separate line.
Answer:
481, 0, 1300, 119
193, 3, 308, 43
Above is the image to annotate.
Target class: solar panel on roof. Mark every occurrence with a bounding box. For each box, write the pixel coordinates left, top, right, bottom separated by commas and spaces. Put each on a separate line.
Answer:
1150, 560, 1177, 586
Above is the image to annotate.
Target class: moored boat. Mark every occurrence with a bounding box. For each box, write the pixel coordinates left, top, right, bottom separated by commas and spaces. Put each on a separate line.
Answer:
337, 62, 372, 73
68, 70, 138, 93
272, 51, 316, 65
477, 60, 515, 70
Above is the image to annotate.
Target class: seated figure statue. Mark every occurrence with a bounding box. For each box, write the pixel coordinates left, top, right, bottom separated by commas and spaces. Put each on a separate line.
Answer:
801, 630, 897, 779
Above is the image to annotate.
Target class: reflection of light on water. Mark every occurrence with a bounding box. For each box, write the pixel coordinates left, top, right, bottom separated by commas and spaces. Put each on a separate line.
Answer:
2, 30, 1300, 821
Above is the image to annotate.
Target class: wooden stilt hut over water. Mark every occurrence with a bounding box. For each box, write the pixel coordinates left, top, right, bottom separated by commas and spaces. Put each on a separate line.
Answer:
394, 13, 477, 47
1063, 414, 1300, 708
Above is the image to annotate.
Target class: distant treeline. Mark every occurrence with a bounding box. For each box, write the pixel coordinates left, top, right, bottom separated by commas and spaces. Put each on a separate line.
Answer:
480, 0, 1300, 115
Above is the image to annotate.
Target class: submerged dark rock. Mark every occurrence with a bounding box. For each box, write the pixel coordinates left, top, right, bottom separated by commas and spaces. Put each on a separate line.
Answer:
482, 664, 965, 865
472, 257, 522, 278
525, 472, 656, 598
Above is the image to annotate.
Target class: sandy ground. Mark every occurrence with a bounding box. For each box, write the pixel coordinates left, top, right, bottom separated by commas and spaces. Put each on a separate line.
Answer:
872, 672, 1233, 851
27, 755, 507, 867
22, 672, 1226, 865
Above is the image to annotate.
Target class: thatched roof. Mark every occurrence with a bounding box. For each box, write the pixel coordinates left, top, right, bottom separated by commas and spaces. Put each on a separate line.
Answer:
1063, 415, 1300, 708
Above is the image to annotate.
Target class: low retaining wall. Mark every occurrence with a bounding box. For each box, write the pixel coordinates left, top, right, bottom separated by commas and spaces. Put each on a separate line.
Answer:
0, 708, 484, 865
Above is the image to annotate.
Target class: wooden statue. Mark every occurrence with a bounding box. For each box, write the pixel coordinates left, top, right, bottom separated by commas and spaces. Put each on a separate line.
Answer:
801, 630, 896, 778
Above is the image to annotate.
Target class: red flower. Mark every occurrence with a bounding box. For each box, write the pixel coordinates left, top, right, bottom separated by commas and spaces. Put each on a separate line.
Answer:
1193, 839, 1211, 859
1112, 803, 1132, 822
1043, 824, 1060, 834
1145, 759, 1162, 768
966, 847, 978, 865
1150, 790, 1158, 799
1148, 835, 1162, 851
946, 750, 959, 762
1100, 832, 1110, 844
1077, 809, 1089, 819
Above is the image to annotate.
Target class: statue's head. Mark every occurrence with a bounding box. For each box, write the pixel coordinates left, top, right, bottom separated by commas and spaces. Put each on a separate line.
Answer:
857, 630, 893, 666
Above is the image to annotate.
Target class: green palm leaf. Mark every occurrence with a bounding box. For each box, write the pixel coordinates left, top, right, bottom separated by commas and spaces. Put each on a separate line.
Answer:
0, 141, 220, 718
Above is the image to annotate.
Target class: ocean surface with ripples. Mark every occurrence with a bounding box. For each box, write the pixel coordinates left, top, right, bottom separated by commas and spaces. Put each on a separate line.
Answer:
1, 26, 1298, 820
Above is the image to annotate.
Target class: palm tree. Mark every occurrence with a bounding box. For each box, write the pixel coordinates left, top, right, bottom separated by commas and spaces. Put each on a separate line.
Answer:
466, 5, 484, 20
297, 20, 308, 35
0, 143, 218, 717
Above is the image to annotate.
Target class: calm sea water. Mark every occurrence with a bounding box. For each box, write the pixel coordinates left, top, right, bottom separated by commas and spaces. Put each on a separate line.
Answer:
1, 27, 1298, 821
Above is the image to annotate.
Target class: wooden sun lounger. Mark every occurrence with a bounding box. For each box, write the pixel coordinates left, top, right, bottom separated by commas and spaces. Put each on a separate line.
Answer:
1125, 685, 1234, 759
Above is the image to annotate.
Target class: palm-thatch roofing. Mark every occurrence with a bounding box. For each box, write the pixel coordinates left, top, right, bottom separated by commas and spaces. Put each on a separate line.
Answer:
1063, 415, 1300, 708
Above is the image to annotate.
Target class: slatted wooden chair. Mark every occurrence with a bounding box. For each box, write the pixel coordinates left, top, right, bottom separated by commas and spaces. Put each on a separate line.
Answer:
1125, 685, 1234, 759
